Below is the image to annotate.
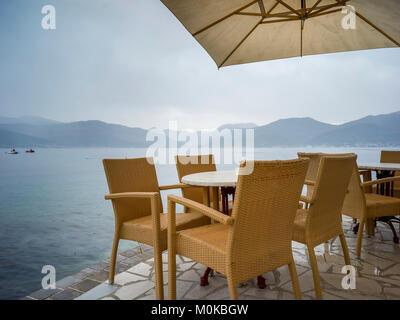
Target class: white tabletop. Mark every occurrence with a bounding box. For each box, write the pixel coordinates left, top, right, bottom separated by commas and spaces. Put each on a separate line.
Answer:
182, 170, 237, 187
358, 162, 400, 171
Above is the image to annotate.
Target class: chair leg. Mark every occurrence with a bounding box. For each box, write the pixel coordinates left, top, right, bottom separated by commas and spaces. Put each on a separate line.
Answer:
356, 219, 365, 258
168, 243, 177, 300
108, 231, 120, 284
153, 248, 164, 300
339, 233, 351, 266
307, 246, 323, 300
227, 276, 238, 300
288, 255, 301, 300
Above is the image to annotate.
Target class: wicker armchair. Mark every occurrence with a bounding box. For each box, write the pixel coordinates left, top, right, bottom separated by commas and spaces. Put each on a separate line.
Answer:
297, 152, 354, 202
175, 154, 217, 211
293, 155, 356, 299
103, 158, 210, 300
342, 162, 400, 257
175, 154, 233, 212
168, 159, 309, 300
380, 150, 400, 198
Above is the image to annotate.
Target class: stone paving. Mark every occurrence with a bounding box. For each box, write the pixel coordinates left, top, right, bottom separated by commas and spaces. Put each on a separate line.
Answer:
25, 216, 400, 300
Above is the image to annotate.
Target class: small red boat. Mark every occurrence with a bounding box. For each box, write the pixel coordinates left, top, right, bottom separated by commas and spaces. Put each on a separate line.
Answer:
25, 149, 35, 153
7, 149, 18, 154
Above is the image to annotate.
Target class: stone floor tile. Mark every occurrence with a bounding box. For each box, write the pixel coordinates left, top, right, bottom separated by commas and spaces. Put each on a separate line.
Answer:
281, 270, 315, 293
127, 262, 152, 277
356, 277, 383, 296
137, 284, 167, 300
382, 263, 400, 276
86, 270, 109, 282
29, 288, 62, 300
178, 270, 201, 282
180, 255, 193, 263
242, 287, 279, 300
365, 275, 400, 287
184, 276, 227, 299
114, 281, 155, 300
104, 262, 130, 273
360, 252, 396, 270
384, 287, 400, 297
320, 272, 347, 290
275, 264, 309, 287
192, 262, 206, 269
122, 256, 142, 266
88, 261, 109, 271
75, 283, 119, 300
325, 289, 383, 300
151, 271, 169, 285
56, 276, 81, 289
114, 272, 146, 286
70, 279, 100, 292
177, 262, 196, 272
51, 288, 82, 300
120, 247, 141, 258
103, 254, 126, 263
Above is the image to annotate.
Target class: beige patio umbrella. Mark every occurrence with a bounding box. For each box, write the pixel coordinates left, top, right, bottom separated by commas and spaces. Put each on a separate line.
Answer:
161, 0, 400, 68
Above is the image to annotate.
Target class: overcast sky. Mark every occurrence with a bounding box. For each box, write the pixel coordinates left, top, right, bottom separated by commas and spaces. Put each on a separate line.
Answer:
0, 0, 399, 130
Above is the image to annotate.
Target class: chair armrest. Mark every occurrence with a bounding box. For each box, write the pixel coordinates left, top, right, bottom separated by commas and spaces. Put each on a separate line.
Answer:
105, 192, 162, 251
361, 176, 400, 188
105, 192, 158, 200
300, 195, 313, 204
168, 194, 234, 225
304, 180, 315, 186
159, 183, 190, 191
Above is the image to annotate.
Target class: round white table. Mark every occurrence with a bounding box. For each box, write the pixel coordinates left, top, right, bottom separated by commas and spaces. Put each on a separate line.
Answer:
358, 162, 400, 197
182, 170, 237, 214
358, 162, 400, 172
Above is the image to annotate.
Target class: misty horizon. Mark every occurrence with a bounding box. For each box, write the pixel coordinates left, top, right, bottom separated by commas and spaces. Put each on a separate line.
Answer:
1, 109, 399, 131
0, 1, 399, 131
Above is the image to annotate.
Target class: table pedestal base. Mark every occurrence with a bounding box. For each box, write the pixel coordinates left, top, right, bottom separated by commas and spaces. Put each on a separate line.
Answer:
200, 268, 212, 286
200, 269, 267, 289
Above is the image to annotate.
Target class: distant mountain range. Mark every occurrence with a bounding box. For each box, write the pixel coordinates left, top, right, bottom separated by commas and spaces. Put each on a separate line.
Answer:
0, 112, 399, 148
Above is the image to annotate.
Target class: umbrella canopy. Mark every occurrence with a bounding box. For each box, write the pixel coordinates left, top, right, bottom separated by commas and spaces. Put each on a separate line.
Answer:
161, 0, 400, 67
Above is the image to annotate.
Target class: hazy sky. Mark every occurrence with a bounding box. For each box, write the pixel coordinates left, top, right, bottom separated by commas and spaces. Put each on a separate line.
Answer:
0, 0, 399, 130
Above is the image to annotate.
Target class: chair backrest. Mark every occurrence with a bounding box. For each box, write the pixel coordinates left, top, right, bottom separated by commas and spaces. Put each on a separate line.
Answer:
227, 159, 309, 281
341, 161, 367, 220
298, 152, 355, 197
381, 150, 400, 188
297, 152, 324, 197
103, 158, 162, 222
381, 150, 400, 163
175, 155, 216, 204
297, 152, 324, 182
306, 155, 356, 245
